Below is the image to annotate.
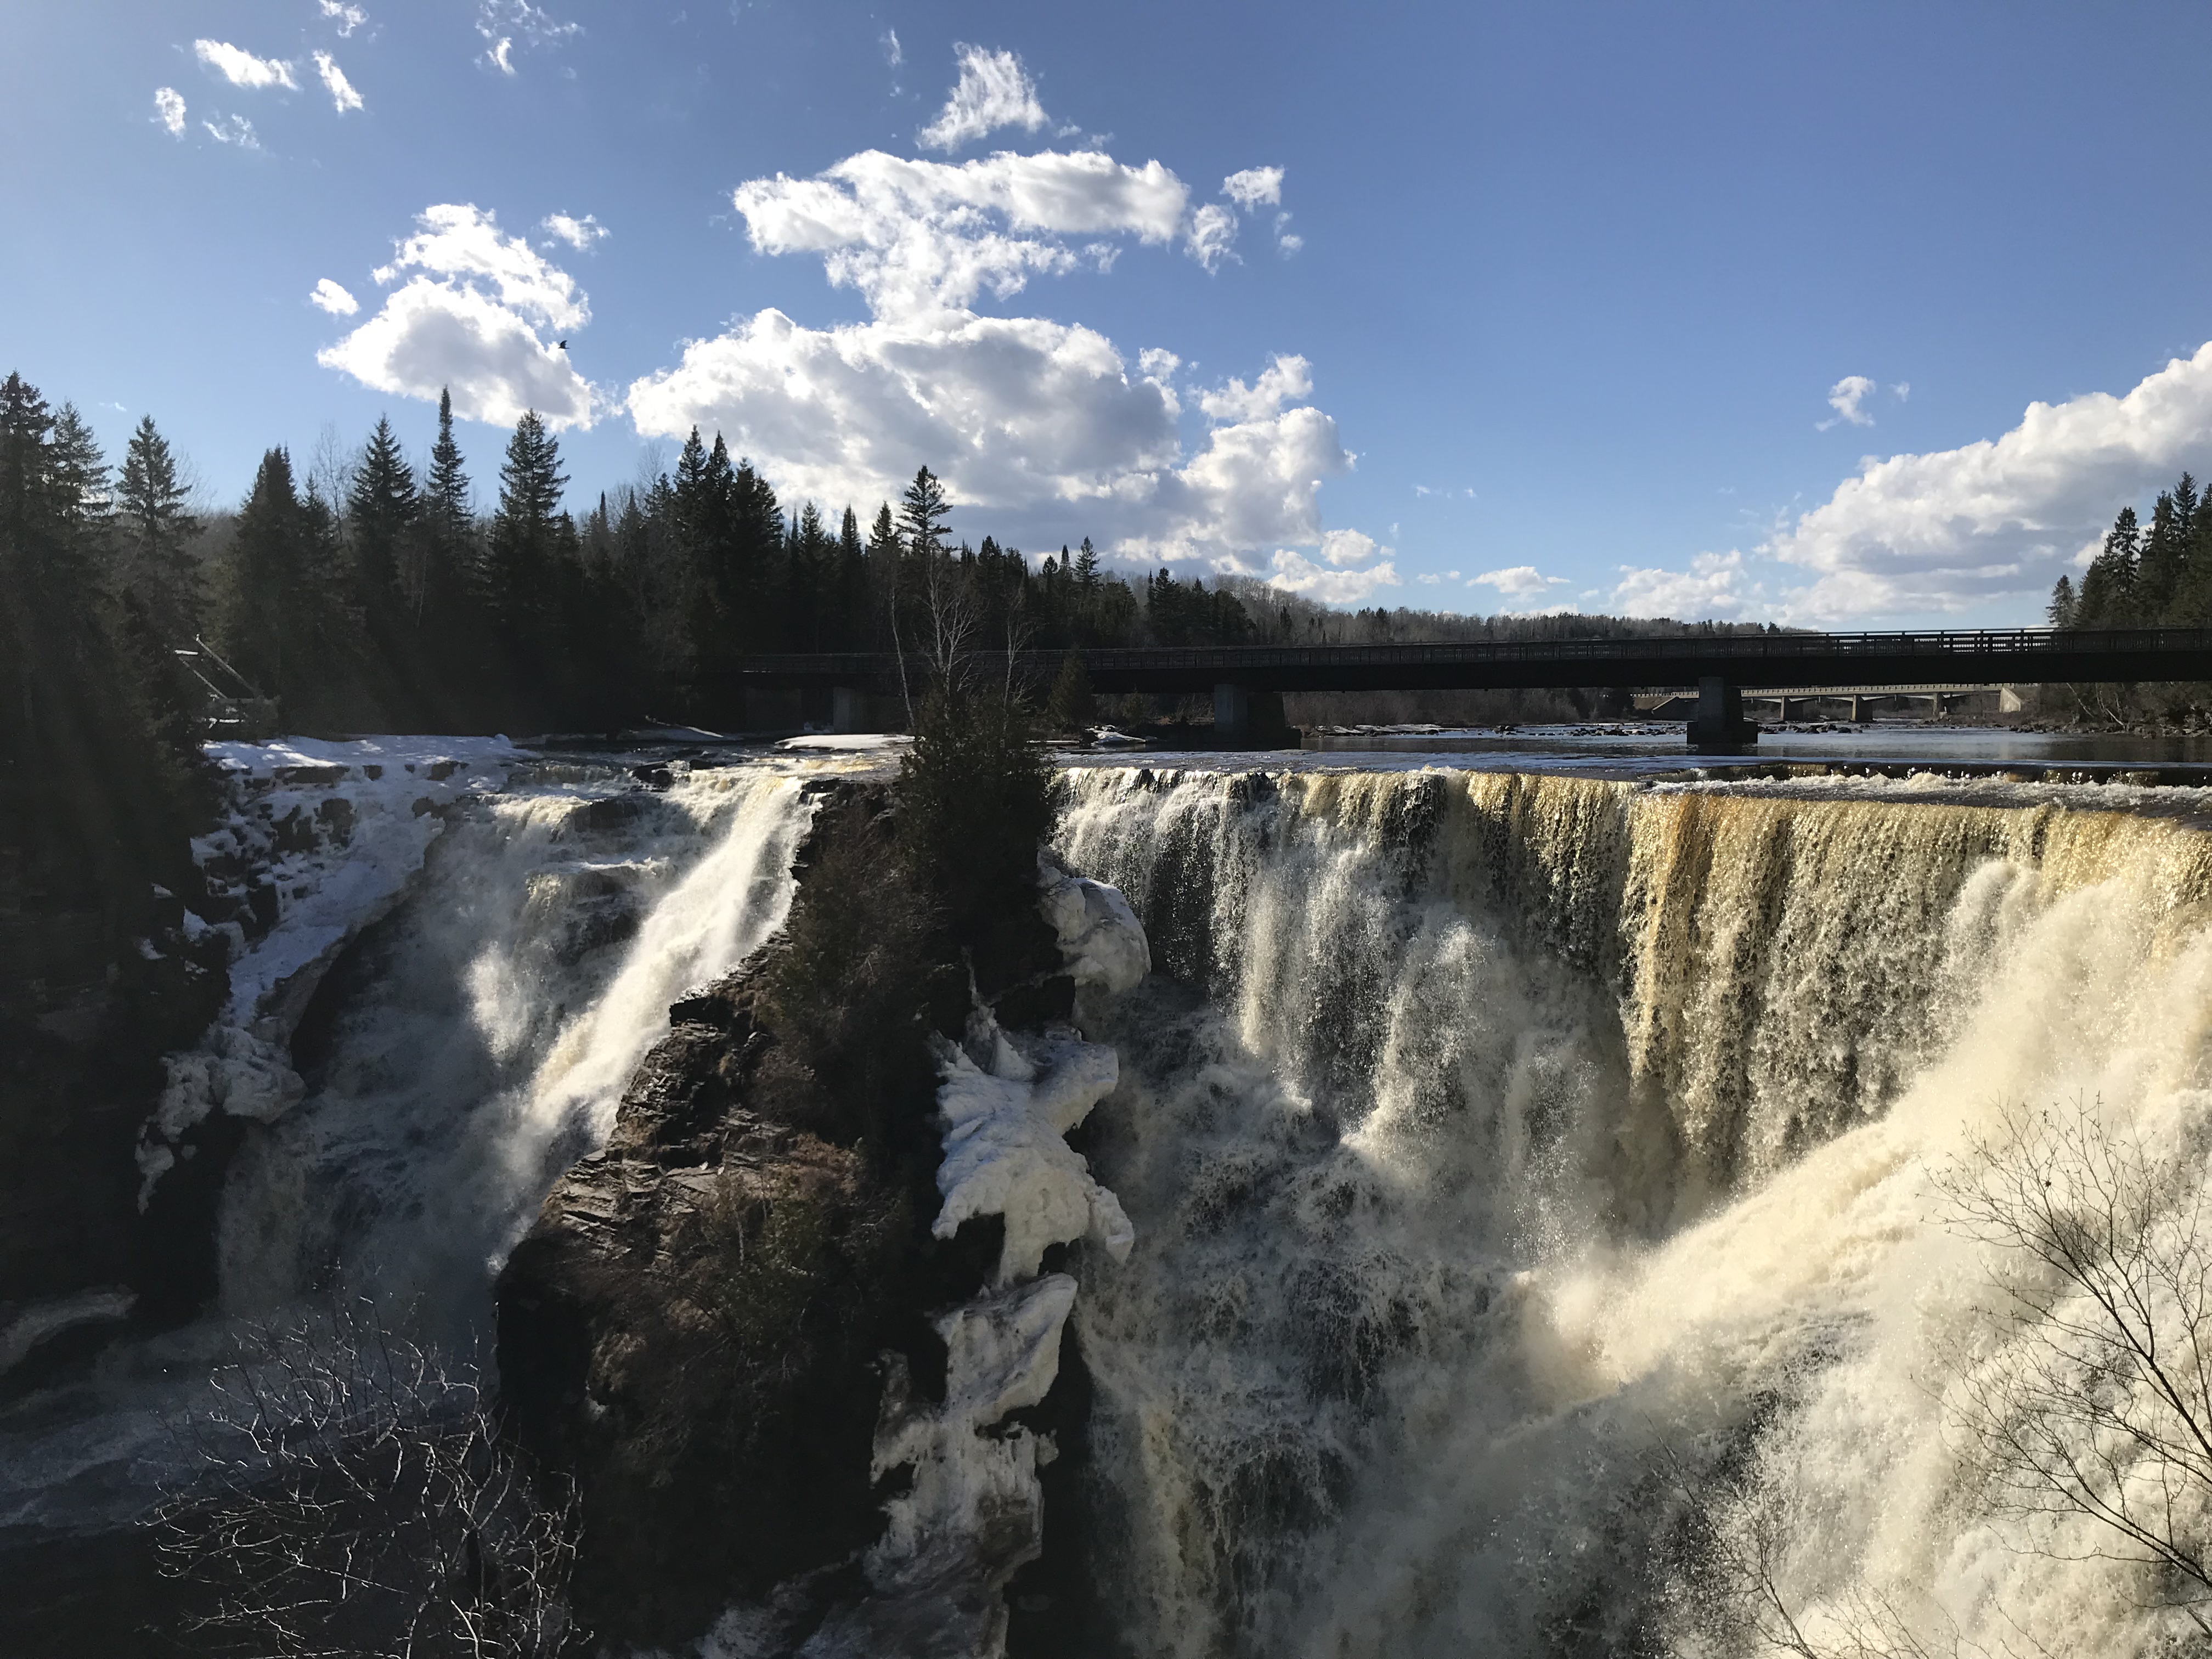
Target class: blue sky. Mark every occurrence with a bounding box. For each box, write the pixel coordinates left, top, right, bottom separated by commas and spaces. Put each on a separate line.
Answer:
6, 1, 2211, 625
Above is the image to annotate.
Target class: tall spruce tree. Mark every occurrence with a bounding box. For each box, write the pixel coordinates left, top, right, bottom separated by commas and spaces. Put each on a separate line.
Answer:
347, 416, 416, 623
484, 410, 569, 644
115, 416, 205, 642
217, 448, 358, 721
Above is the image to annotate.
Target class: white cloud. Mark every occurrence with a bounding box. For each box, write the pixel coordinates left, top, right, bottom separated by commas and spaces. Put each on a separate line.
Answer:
880, 28, 902, 67
634, 126, 1374, 589
627, 311, 1350, 566
541, 212, 608, 249
319, 1, 368, 35
1611, 550, 1756, 619
1891, 381, 1911, 402
1766, 341, 2212, 620
1818, 373, 1877, 431
203, 114, 259, 148
312, 52, 363, 112
477, 0, 577, 72
1137, 347, 1181, 385
320, 204, 596, 429
309, 278, 359, 315
153, 87, 186, 137
918, 44, 1048, 151
1265, 549, 1400, 605
1221, 167, 1283, 211
731, 148, 1189, 319
370, 202, 588, 331
1277, 232, 1304, 257
1317, 528, 1383, 568
1471, 565, 1567, 598
195, 40, 296, 91
1197, 355, 1311, 423
1185, 203, 1238, 271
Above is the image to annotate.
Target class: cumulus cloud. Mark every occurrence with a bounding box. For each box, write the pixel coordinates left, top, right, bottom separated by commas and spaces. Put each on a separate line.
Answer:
918, 45, 1048, 151
731, 148, 1189, 319
627, 311, 1350, 564
309, 278, 359, 315
153, 87, 187, 136
1197, 355, 1311, 423
1221, 167, 1283, 211
1767, 341, 2212, 619
320, 204, 595, 428
195, 40, 296, 91
633, 122, 1374, 595
1266, 549, 1400, 605
1186, 203, 1238, 272
1611, 550, 1756, 619
1818, 373, 1877, 431
881, 29, 902, 68
1471, 565, 1567, 598
477, 0, 578, 74
319, 1, 368, 35
203, 114, 258, 148
312, 52, 363, 112
541, 212, 608, 249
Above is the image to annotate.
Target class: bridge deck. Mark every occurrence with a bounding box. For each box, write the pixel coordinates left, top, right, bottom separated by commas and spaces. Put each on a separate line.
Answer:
710, 628, 2212, 697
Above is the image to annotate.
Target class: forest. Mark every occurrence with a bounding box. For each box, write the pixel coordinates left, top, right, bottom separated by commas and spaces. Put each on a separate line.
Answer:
2051, 470, 2210, 629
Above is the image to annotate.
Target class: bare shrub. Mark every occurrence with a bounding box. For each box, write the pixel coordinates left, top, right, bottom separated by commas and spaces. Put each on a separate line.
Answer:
1937, 1098, 2212, 1635
155, 1303, 578, 1657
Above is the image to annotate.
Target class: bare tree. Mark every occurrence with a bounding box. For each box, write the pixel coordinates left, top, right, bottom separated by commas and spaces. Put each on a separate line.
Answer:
1936, 1098, 2212, 1637
156, 1303, 579, 1658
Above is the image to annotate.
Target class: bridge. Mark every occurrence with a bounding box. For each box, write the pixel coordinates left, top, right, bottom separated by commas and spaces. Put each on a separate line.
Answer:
707, 627, 2212, 751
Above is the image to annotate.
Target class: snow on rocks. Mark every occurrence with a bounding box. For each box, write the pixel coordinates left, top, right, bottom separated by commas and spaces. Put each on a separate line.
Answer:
137, 736, 519, 1203
1038, 850, 1150, 996
931, 1023, 1131, 1284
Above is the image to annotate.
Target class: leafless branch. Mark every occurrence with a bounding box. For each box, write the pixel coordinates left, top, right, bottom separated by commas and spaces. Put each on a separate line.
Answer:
155, 1301, 579, 1658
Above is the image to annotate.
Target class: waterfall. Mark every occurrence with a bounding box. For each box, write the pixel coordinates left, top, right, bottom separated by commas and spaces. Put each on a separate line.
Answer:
216, 763, 819, 1333
1052, 764, 2212, 1657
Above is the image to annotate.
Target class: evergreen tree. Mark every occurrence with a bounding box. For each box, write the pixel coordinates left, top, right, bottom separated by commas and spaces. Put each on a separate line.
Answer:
834, 505, 865, 647
115, 416, 205, 642
2075, 506, 2140, 626
217, 448, 357, 718
483, 411, 571, 698
898, 466, 952, 562
422, 388, 475, 611
347, 416, 416, 622
2047, 574, 2076, 629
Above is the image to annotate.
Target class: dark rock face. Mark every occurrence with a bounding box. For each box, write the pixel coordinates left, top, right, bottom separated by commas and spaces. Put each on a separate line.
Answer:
494, 783, 1063, 1651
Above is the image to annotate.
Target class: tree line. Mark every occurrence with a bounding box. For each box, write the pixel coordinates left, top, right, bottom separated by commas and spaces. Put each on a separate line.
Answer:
2051, 469, 2209, 629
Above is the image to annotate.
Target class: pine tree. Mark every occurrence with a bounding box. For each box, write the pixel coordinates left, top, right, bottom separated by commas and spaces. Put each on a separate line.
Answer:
835, 504, 865, 647
898, 466, 952, 562
347, 416, 417, 622
484, 410, 569, 647
115, 415, 205, 642
2047, 574, 2076, 629
2075, 506, 2140, 627
422, 388, 475, 609
218, 448, 357, 718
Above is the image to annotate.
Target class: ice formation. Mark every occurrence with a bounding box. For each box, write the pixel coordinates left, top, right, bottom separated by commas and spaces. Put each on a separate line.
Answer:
821, 860, 1149, 1656
138, 737, 518, 1201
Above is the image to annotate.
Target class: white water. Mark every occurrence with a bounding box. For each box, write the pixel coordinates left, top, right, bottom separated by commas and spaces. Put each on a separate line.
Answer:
218, 762, 818, 1329
1054, 764, 2212, 1657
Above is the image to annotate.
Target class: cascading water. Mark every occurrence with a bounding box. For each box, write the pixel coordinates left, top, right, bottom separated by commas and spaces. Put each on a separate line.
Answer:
218, 761, 819, 1331
1051, 763, 2212, 1657
0, 756, 820, 1541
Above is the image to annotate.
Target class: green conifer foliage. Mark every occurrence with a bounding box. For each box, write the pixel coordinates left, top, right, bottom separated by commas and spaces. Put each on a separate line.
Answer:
116, 416, 205, 642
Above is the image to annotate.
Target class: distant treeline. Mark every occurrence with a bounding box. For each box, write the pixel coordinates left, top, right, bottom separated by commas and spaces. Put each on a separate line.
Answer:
2052, 470, 2209, 630
3, 371, 1809, 740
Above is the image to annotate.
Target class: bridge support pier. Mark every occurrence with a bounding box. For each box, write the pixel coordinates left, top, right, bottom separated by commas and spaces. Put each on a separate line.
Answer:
1212, 682, 1295, 748
831, 685, 870, 734
1686, 675, 1760, 754
1850, 694, 1867, 721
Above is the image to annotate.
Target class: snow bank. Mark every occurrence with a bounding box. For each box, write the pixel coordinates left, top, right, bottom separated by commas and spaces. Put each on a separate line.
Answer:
776, 733, 913, 752
139, 736, 519, 1202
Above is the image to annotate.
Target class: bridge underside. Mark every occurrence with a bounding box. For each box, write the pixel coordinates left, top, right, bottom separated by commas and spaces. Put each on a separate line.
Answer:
695, 631, 2212, 750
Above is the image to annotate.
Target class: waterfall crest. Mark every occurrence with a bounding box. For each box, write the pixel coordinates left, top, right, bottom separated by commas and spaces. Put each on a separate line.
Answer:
1053, 764, 2212, 1657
